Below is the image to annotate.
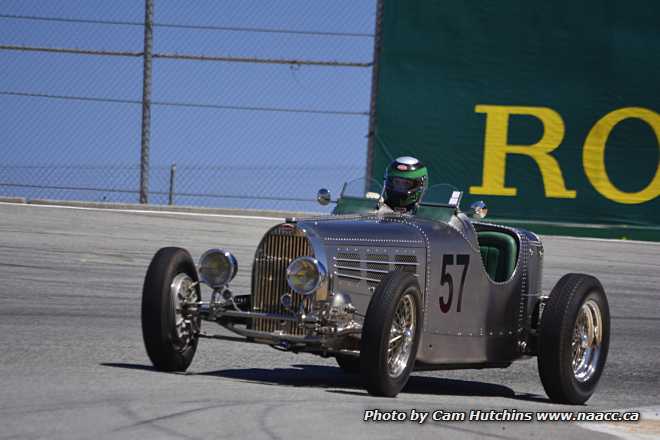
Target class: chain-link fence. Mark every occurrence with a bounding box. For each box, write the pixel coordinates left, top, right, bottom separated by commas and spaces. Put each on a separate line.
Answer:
0, 1, 378, 212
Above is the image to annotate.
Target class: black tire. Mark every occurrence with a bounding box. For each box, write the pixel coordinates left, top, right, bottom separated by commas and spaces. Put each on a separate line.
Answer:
361, 271, 423, 397
538, 273, 610, 404
141, 247, 201, 372
335, 354, 361, 374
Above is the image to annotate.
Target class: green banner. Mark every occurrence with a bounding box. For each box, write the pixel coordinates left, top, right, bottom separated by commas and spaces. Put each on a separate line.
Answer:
372, 1, 659, 238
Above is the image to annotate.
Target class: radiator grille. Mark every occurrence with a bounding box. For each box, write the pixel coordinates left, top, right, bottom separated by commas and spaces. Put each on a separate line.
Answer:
251, 224, 313, 335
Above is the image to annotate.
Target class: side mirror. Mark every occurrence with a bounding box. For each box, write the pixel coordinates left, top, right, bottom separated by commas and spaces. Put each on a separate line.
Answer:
469, 200, 488, 219
317, 188, 331, 206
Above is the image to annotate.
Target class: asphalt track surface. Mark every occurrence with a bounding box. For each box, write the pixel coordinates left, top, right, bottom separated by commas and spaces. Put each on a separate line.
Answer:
0, 202, 658, 440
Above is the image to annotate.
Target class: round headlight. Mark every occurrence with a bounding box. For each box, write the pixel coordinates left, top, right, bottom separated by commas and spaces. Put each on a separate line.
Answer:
286, 257, 326, 296
198, 249, 237, 288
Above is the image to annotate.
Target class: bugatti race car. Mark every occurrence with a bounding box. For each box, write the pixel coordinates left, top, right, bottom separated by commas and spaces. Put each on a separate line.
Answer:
141, 178, 610, 404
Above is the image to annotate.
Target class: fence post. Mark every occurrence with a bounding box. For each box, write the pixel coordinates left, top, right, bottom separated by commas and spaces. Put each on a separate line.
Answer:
168, 163, 176, 205
139, 0, 154, 204
365, 0, 385, 189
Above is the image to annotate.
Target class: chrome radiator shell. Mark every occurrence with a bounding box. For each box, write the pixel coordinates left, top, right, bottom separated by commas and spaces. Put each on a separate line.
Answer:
250, 224, 313, 335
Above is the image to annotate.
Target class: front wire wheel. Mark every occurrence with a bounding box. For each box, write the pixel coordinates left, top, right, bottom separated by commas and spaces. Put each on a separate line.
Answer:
361, 271, 423, 397
387, 293, 416, 378
142, 247, 201, 372
170, 273, 201, 353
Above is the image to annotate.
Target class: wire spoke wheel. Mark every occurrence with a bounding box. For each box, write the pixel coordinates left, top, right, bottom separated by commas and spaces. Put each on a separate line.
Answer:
386, 293, 416, 378
170, 273, 201, 352
571, 298, 603, 383
361, 271, 422, 397
538, 273, 610, 404
142, 247, 201, 372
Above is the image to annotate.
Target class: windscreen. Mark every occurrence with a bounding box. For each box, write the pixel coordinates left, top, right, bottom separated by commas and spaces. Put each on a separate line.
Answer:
420, 183, 463, 208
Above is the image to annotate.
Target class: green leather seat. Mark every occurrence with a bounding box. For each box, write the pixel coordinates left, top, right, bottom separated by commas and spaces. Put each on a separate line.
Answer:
478, 231, 518, 282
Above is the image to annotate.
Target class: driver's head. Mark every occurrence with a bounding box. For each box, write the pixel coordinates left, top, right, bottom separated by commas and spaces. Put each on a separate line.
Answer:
383, 156, 428, 212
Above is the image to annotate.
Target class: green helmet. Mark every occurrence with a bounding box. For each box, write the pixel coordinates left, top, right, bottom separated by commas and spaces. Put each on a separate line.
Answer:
383, 156, 428, 211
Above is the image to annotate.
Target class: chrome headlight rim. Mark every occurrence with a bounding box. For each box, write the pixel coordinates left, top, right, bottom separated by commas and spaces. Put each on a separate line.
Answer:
198, 248, 238, 289
286, 256, 326, 296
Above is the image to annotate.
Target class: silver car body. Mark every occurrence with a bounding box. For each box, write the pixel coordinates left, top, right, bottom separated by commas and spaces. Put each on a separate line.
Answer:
203, 205, 544, 369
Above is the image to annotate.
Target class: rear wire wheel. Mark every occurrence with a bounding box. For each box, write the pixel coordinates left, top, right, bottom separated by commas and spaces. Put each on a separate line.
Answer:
538, 273, 610, 404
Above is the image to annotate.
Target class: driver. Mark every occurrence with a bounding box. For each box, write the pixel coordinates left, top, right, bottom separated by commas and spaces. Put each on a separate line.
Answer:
380, 156, 428, 214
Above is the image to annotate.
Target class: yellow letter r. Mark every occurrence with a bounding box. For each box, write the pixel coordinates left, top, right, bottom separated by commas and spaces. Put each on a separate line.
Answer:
470, 105, 576, 198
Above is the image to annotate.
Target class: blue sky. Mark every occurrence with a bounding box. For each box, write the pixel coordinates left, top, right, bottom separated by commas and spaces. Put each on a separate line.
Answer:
0, 1, 376, 210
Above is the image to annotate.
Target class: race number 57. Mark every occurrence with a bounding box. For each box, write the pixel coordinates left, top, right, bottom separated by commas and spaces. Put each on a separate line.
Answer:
439, 254, 470, 313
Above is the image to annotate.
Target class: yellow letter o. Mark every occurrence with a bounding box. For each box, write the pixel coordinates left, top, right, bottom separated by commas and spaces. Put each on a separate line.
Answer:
583, 107, 660, 204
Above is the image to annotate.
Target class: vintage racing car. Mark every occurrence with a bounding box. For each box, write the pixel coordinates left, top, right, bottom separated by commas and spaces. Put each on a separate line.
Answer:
141, 178, 610, 404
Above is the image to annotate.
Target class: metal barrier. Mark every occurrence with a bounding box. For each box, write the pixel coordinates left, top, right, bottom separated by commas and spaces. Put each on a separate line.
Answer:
0, 1, 379, 212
